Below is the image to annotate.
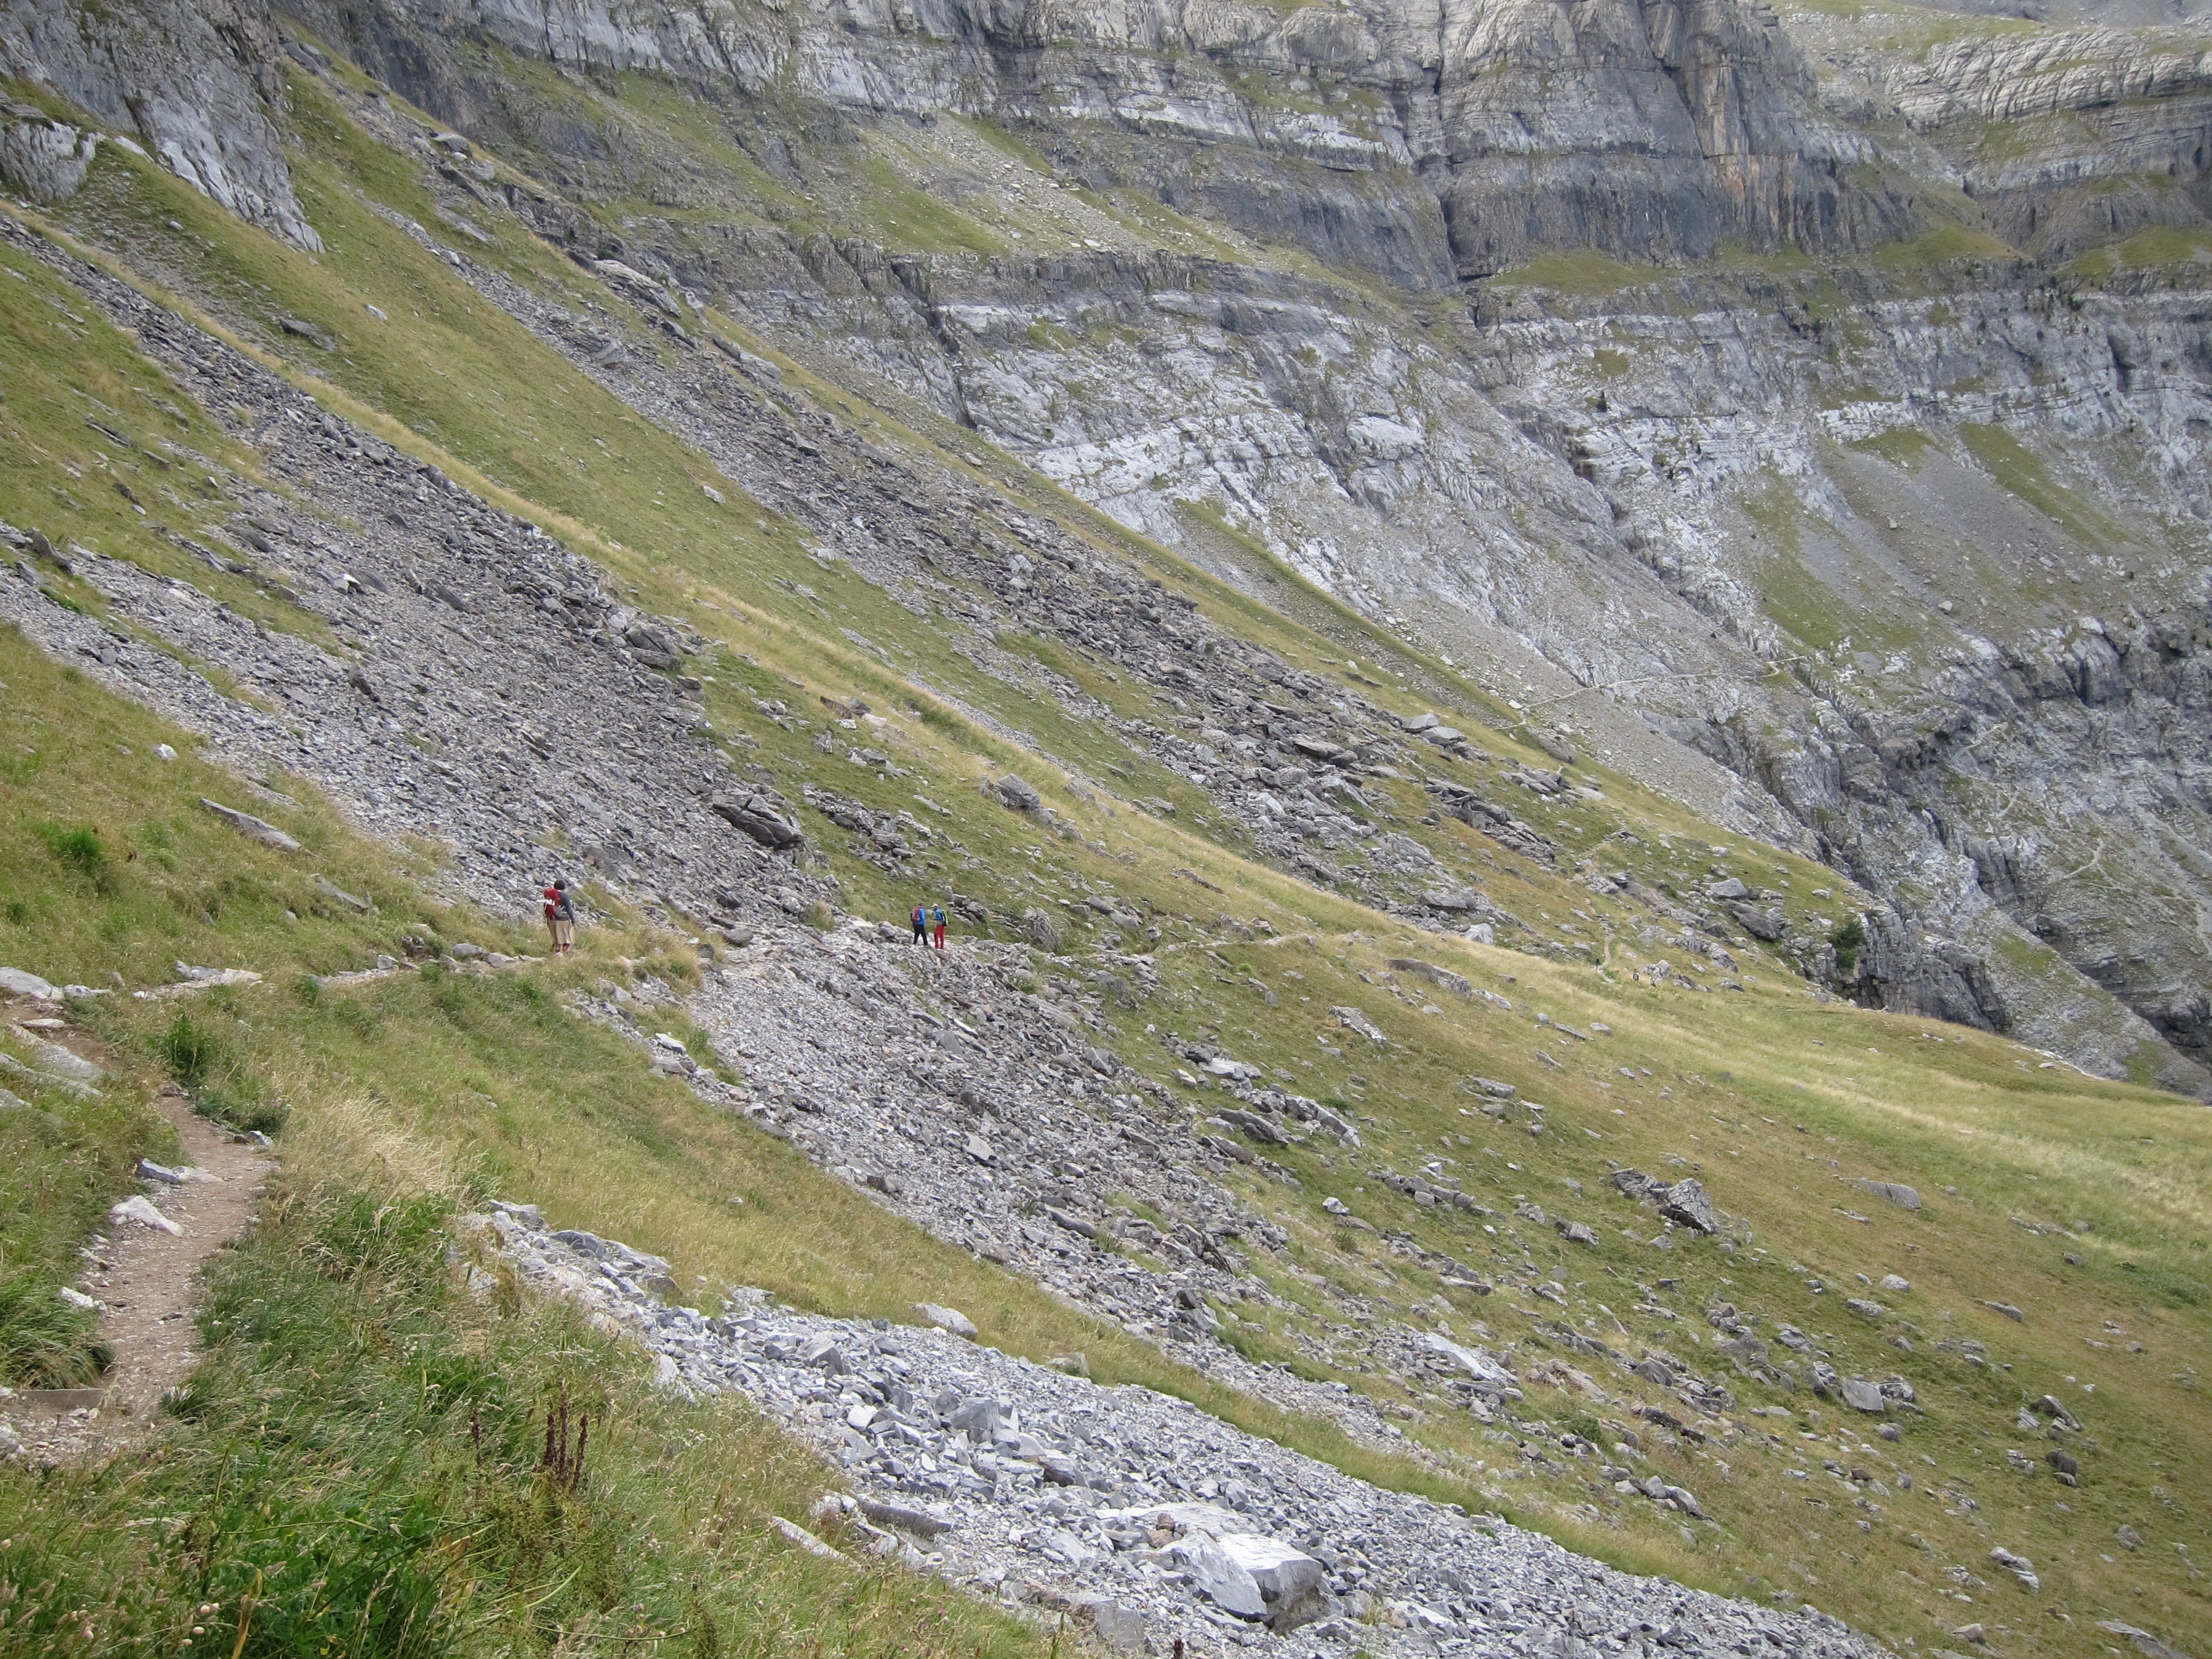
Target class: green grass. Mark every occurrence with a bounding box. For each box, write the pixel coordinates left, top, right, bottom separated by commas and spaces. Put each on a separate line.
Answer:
1867, 224, 2023, 293
1958, 422, 2130, 551
1848, 427, 1937, 469
0, 1169, 1051, 1659
2065, 222, 2212, 284
1781, 0, 2042, 51
1486, 249, 1665, 297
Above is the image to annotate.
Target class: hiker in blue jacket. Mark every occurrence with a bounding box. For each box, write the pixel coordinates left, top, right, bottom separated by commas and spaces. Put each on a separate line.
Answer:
911, 900, 927, 945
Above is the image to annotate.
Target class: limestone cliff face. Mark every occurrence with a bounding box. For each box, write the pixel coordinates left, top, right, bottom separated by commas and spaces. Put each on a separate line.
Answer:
1795, 13, 2212, 260
273, 0, 1917, 278
5, 0, 2210, 1092
0, 0, 318, 245
1430, 0, 1911, 273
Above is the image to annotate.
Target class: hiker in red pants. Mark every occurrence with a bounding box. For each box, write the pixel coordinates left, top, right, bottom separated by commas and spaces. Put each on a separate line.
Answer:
933, 902, 947, 950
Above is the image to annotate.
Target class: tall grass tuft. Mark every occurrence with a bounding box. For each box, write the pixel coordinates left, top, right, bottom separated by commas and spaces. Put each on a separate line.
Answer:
0, 1265, 111, 1387
155, 1010, 230, 1091
34, 822, 109, 888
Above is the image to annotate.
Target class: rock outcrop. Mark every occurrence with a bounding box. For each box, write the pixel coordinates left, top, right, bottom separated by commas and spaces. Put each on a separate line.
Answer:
0, 0, 319, 245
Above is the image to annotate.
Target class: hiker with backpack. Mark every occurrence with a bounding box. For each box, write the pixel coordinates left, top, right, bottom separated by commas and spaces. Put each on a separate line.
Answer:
543, 879, 576, 954
933, 902, 948, 950
911, 900, 928, 945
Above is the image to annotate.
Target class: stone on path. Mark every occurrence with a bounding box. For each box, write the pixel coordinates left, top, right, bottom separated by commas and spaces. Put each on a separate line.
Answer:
110, 1194, 182, 1235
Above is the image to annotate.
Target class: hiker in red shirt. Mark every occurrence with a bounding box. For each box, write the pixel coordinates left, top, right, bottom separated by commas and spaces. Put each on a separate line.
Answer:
543, 879, 575, 954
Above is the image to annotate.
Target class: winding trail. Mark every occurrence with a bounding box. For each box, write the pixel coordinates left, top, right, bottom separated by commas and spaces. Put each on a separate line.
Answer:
4, 993, 269, 1465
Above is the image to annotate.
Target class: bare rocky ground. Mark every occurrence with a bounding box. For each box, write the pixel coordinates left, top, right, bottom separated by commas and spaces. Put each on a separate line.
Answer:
0, 987, 270, 1466
480, 1203, 1891, 1659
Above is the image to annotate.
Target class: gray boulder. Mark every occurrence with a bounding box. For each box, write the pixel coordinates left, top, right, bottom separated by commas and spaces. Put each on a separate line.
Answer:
200, 797, 300, 851
1657, 1178, 1716, 1233
1728, 902, 1787, 941
1073, 1598, 1147, 1653
1840, 1377, 1888, 1413
946, 1395, 1002, 1439
1415, 1332, 1519, 1396
2097, 1624, 2192, 1659
1852, 1179, 1922, 1210
712, 793, 804, 850
913, 1302, 976, 1336
1216, 1108, 1289, 1147
797, 1334, 849, 1374
11, 1028, 100, 1081
1612, 1168, 1661, 1200
1388, 957, 1473, 996
994, 774, 1042, 811
1165, 1535, 1265, 1618
1218, 1534, 1333, 1632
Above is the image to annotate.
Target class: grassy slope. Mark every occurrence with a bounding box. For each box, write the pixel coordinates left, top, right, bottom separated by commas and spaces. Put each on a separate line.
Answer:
0, 66, 2207, 1659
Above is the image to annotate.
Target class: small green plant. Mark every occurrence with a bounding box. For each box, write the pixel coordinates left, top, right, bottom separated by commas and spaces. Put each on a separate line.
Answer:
189, 1084, 289, 1136
156, 1010, 229, 1091
1560, 1411, 1606, 1447
35, 822, 106, 879
153, 1010, 287, 1133
1829, 914, 1866, 977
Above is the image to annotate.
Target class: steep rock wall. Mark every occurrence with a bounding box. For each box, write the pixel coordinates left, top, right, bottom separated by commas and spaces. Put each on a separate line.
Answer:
0, 0, 320, 245
275, 0, 1918, 280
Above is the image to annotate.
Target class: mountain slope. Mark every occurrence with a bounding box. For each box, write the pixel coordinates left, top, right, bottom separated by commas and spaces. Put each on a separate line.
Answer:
163, 0, 2212, 1093
0, 8, 2210, 1658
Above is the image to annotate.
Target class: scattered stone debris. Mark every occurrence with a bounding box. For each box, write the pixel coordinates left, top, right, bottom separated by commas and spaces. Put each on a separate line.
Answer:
477, 1208, 1890, 1659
